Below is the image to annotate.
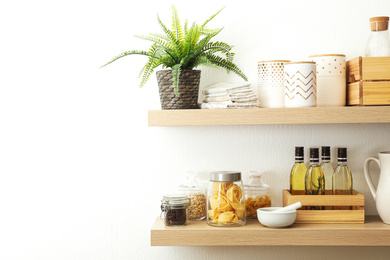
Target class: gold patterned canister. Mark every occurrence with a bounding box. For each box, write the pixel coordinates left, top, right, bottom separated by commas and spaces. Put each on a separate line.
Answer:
309, 54, 346, 107
258, 60, 290, 108
284, 61, 317, 108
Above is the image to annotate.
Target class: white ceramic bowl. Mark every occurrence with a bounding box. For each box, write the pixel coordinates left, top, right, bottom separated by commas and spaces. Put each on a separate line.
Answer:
257, 207, 297, 228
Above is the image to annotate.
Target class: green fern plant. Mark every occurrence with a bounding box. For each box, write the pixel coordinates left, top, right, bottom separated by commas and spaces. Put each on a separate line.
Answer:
100, 5, 248, 97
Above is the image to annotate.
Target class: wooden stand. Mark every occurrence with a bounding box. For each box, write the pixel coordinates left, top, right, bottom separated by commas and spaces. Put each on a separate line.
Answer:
283, 190, 365, 223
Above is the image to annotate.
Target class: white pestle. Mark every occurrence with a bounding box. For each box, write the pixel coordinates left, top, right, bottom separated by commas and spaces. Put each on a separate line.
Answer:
271, 202, 302, 213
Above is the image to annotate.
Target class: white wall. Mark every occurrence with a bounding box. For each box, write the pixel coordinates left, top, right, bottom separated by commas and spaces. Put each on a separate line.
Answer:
1, 0, 390, 259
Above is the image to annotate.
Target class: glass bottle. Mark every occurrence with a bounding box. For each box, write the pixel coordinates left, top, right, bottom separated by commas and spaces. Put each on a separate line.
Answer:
290, 146, 307, 195
333, 148, 353, 210
321, 146, 334, 210
244, 171, 271, 219
305, 148, 325, 210
320, 146, 334, 195
177, 172, 207, 220
207, 171, 246, 227
364, 16, 390, 57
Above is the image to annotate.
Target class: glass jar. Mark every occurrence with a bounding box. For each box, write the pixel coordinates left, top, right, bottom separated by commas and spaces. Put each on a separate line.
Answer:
160, 194, 189, 226
207, 171, 246, 227
178, 172, 207, 220
364, 16, 390, 57
244, 171, 271, 219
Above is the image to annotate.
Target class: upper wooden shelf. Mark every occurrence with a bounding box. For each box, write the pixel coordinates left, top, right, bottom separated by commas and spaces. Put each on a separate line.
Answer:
151, 216, 390, 246
148, 106, 390, 126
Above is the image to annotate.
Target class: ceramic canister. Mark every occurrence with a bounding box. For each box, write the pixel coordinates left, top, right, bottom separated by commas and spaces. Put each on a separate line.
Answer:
258, 60, 290, 108
309, 54, 346, 107
284, 62, 317, 108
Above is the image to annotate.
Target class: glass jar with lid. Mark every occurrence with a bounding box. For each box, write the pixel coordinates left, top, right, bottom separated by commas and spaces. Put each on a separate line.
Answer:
244, 171, 271, 219
178, 172, 207, 220
207, 171, 246, 227
364, 16, 390, 57
160, 194, 189, 226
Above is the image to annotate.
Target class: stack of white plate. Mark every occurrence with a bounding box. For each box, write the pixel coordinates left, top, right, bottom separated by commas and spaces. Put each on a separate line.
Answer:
201, 83, 260, 109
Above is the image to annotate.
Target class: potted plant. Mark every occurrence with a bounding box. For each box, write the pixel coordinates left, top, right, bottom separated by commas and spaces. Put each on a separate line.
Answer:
101, 5, 248, 109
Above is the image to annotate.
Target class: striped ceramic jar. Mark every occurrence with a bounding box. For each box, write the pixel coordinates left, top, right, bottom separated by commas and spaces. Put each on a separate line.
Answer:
284, 61, 317, 108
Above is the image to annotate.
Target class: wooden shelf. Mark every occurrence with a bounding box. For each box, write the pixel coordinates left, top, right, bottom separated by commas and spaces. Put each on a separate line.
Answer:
148, 106, 390, 126
151, 216, 390, 246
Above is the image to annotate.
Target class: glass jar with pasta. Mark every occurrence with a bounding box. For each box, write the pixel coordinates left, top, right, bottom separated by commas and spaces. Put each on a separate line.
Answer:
207, 171, 246, 227
244, 171, 271, 219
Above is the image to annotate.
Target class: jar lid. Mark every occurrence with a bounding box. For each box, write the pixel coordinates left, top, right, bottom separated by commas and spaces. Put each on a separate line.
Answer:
244, 171, 270, 194
369, 16, 389, 31
210, 171, 241, 182
178, 186, 204, 193
162, 194, 189, 205
258, 60, 291, 63
308, 54, 346, 58
178, 172, 205, 193
284, 61, 316, 65
370, 16, 389, 22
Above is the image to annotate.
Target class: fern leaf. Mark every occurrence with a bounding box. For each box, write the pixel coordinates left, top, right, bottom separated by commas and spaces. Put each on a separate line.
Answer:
184, 19, 188, 37
203, 41, 233, 61
139, 55, 175, 78
201, 7, 225, 28
171, 64, 181, 97
205, 54, 248, 81
149, 33, 171, 43
135, 34, 179, 63
138, 48, 175, 78
171, 5, 184, 43
199, 27, 224, 36
182, 22, 199, 57
183, 22, 203, 55
188, 27, 222, 57
134, 35, 173, 49
100, 50, 149, 68
188, 55, 216, 69
139, 44, 161, 87
157, 14, 182, 57
181, 32, 219, 68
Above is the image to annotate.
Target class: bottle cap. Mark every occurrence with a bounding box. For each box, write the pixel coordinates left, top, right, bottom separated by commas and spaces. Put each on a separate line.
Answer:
295, 146, 304, 160
338, 148, 347, 162
369, 16, 389, 31
321, 146, 331, 160
310, 148, 319, 162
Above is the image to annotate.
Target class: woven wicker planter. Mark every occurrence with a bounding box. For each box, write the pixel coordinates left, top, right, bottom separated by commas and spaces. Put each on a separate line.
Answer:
156, 69, 201, 110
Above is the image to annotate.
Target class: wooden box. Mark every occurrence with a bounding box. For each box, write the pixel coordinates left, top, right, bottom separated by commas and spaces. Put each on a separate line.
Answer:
283, 190, 365, 223
347, 56, 390, 106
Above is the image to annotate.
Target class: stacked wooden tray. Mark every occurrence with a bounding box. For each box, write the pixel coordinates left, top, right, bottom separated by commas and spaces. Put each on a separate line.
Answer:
347, 56, 390, 106
283, 189, 365, 223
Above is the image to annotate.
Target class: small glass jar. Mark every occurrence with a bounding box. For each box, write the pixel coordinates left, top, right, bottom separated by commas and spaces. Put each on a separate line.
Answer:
207, 171, 246, 227
244, 171, 271, 219
178, 172, 207, 220
160, 194, 189, 226
365, 16, 390, 57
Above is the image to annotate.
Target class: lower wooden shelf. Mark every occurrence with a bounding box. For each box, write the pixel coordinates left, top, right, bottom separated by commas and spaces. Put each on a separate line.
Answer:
151, 216, 390, 246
